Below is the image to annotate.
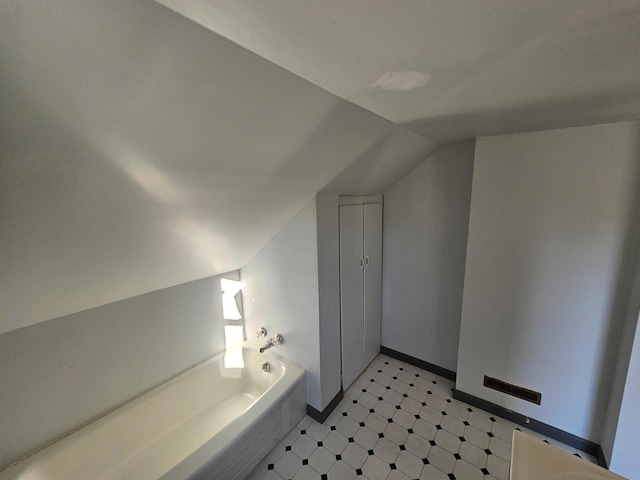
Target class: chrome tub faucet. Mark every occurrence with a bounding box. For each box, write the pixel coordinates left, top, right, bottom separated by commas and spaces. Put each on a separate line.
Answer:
260, 334, 283, 353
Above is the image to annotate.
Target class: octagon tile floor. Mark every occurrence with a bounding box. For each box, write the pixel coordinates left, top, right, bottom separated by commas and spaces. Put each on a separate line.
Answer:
246, 353, 597, 480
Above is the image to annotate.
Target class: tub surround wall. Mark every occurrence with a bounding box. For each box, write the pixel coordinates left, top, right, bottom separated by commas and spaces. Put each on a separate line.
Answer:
457, 121, 640, 444
241, 199, 326, 411
381, 141, 475, 372
0, 271, 238, 472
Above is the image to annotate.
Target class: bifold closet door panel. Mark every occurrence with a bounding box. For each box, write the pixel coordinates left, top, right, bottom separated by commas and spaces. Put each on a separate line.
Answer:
363, 203, 382, 364
339, 204, 365, 389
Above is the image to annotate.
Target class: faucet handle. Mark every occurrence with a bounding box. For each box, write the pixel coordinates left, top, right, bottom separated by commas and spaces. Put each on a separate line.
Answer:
272, 334, 283, 346
256, 327, 267, 338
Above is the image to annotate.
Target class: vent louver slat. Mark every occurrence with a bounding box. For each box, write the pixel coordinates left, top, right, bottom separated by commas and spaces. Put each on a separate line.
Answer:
483, 376, 542, 405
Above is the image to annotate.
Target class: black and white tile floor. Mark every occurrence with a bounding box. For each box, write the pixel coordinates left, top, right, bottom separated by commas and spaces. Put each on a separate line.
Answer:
247, 353, 597, 480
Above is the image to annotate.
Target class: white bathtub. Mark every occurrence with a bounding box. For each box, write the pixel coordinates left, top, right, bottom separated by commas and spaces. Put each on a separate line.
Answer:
0, 344, 306, 480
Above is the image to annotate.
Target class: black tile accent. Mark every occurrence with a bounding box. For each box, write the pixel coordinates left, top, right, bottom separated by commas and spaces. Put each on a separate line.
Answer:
414, 414, 420, 419
370, 379, 375, 382
459, 436, 466, 442
307, 389, 344, 423
395, 405, 401, 409
574, 453, 582, 458
317, 441, 323, 447
336, 454, 342, 460
390, 463, 397, 470
436, 425, 442, 430
403, 393, 409, 397
452, 388, 607, 468
487, 432, 494, 438
467, 407, 473, 412
301, 430, 307, 434
348, 437, 355, 442
446, 399, 452, 403
422, 458, 429, 464
285, 445, 292, 451
321, 474, 328, 480
429, 440, 436, 446
380, 346, 457, 381
378, 369, 383, 373
368, 450, 374, 455
378, 433, 384, 438
352, 399, 358, 404
369, 409, 375, 413
454, 453, 461, 459
407, 429, 414, 434
342, 412, 348, 417
481, 468, 490, 475
448, 474, 456, 480
386, 386, 391, 390
485, 449, 492, 455
330, 425, 336, 431
421, 402, 427, 406
543, 440, 550, 444
302, 459, 308, 465
385, 361, 389, 364
490, 417, 496, 422
267, 464, 274, 470
415, 373, 420, 377
400, 445, 406, 450
409, 384, 414, 387
387, 418, 393, 423
359, 422, 366, 427
362, 388, 367, 393
432, 380, 438, 384
356, 468, 363, 475
427, 391, 433, 395
378, 397, 384, 401
441, 411, 447, 416
393, 376, 398, 380
463, 421, 470, 426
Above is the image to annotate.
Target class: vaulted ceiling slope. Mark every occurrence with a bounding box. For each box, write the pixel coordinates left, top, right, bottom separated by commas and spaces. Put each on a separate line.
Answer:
0, 0, 436, 334
156, 0, 640, 142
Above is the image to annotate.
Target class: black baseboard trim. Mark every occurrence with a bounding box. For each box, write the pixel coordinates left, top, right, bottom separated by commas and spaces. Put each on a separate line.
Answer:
453, 389, 607, 468
380, 346, 457, 382
307, 389, 343, 424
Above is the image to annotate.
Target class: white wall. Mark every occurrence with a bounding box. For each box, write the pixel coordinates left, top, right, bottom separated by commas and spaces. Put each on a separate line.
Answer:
241, 199, 324, 410
381, 142, 475, 372
0, 0, 437, 336
316, 194, 343, 408
457, 121, 640, 442
0, 271, 238, 471
609, 310, 640, 478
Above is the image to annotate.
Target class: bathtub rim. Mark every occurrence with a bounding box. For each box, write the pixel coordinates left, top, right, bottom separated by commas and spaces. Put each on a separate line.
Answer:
0, 342, 305, 480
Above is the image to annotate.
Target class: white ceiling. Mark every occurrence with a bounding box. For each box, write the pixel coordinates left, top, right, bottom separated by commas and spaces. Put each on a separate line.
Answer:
156, 0, 640, 142
0, 0, 435, 333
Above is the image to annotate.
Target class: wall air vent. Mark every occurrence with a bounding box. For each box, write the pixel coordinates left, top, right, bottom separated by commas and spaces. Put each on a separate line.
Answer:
483, 376, 542, 405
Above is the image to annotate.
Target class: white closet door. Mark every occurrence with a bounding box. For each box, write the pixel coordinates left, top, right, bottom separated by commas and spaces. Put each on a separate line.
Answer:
363, 203, 382, 365
339, 205, 366, 389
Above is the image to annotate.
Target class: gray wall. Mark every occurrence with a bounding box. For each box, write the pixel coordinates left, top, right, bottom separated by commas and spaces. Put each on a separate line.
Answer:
0, 271, 239, 470
457, 121, 640, 442
241, 199, 324, 410
381, 142, 475, 372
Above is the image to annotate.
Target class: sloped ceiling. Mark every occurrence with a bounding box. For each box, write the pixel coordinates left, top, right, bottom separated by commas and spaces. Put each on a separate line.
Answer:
156, 0, 640, 142
0, 0, 436, 334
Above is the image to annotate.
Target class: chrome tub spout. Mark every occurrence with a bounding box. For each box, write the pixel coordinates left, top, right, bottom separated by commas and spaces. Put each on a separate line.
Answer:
260, 334, 283, 353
